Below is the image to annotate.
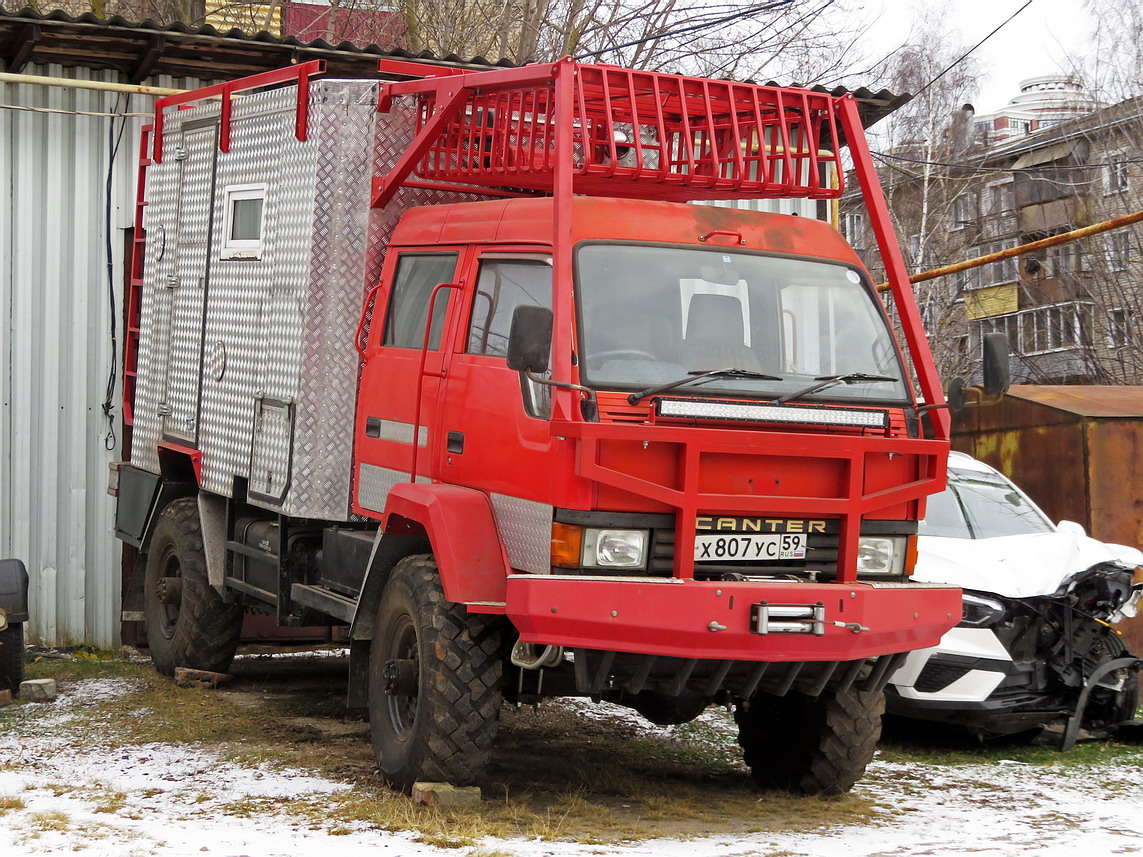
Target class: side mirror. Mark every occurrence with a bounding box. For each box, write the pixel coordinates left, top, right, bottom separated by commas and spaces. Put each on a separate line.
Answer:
981, 332, 1010, 398
946, 377, 966, 412
506, 305, 553, 374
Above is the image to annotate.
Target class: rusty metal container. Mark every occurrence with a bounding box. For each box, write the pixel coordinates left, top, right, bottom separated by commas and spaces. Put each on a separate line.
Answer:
953, 385, 1143, 654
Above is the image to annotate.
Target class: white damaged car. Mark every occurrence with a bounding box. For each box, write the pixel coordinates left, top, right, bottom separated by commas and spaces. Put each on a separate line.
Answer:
887, 452, 1143, 741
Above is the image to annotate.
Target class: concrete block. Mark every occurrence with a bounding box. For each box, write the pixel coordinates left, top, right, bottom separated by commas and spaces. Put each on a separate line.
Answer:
411, 782, 482, 808
0, 688, 11, 707
20, 679, 57, 702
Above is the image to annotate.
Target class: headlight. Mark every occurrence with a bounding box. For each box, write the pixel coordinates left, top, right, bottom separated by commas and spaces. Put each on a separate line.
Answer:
857, 536, 906, 576
959, 593, 1007, 628
583, 528, 648, 570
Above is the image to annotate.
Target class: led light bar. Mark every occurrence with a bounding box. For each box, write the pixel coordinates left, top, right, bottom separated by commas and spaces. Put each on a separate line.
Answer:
656, 397, 888, 428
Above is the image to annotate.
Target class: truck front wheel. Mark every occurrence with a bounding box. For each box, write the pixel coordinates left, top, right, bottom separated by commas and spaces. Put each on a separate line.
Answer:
735, 688, 884, 796
143, 497, 243, 677
368, 555, 503, 791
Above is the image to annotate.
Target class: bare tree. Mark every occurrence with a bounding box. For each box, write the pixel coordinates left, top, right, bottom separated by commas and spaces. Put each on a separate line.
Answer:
846, 6, 984, 381
382, 0, 874, 77
1076, 0, 1143, 103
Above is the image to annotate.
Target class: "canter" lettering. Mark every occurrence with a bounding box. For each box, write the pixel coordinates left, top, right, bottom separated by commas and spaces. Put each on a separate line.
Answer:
694, 517, 827, 534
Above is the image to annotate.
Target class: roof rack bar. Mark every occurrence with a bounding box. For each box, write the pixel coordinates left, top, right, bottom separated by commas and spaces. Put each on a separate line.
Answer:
151, 59, 325, 163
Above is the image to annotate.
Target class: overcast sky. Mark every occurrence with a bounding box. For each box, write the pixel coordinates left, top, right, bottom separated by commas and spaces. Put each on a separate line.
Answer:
862, 0, 1092, 114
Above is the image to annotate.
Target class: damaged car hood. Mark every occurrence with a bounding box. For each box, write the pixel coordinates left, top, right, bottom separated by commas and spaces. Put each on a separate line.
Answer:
914, 531, 1143, 598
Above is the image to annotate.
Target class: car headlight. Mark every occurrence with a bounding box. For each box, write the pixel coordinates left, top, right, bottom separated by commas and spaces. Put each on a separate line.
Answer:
959, 593, 1007, 628
583, 528, 648, 570
857, 536, 906, 576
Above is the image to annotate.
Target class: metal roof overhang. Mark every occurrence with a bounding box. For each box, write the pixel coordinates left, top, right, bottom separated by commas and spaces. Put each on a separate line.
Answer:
1010, 140, 1081, 169
0, 7, 908, 128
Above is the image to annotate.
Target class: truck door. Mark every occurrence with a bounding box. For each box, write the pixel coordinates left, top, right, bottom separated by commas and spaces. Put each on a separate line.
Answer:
433, 250, 557, 573
355, 249, 464, 514
152, 122, 217, 444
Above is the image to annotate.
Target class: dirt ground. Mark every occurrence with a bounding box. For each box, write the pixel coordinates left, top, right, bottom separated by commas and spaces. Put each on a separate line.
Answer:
212, 649, 837, 839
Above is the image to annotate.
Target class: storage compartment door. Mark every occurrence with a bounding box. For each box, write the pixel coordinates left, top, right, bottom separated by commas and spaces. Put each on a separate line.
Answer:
158, 123, 217, 444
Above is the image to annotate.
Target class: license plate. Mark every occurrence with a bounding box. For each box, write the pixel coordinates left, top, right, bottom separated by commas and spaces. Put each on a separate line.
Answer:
694, 533, 807, 562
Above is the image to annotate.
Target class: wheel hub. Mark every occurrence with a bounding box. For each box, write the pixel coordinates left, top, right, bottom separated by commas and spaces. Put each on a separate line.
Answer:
383, 658, 418, 696
156, 576, 183, 606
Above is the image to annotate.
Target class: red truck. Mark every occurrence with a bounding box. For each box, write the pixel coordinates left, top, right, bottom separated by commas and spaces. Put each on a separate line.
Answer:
111, 58, 993, 796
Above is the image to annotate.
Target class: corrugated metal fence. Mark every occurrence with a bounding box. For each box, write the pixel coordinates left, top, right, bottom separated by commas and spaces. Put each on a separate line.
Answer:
0, 64, 207, 647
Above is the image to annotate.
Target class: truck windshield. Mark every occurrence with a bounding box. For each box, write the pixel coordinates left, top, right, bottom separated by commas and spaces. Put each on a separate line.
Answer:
575, 244, 910, 403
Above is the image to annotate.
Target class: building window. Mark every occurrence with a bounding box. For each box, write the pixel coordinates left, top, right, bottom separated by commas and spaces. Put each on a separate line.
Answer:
981, 303, 1095, 355
1047, 240, 1089, 276
1109, 309, 1134, 346
1106, 230, 1131, 271
972, 241, 1019, 288
908, 233, 922, 266
1105, 157, 1129, 194
843, 211, 866, 249
950, 193, 977, 230
1009, 118, 1031, 136
983, 181, 1014, 215
220, 184, 267, 260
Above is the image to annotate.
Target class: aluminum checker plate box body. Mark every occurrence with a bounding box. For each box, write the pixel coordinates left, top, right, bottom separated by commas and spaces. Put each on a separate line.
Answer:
133, 79, 482, 521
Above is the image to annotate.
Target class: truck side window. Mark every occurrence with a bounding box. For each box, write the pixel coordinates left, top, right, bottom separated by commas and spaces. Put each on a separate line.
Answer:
467, 259, 553, 356
382, 253, 459, 349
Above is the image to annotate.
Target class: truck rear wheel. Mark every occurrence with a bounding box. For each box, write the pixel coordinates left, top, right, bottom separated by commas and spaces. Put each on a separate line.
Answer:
143, 497, 243, 677
735, 688, 884, 796
368, 555, 503, 791
0, 623, 25, 694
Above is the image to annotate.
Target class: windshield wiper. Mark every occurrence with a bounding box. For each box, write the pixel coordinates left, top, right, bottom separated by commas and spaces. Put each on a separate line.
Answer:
627, 368, 781, 405
772, 372, 898, 405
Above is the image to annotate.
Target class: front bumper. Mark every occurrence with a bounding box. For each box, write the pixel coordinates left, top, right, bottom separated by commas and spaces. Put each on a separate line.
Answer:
505, 575, 961, 661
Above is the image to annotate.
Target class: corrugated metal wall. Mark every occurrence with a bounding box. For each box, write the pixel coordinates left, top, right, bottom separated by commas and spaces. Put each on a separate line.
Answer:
0, 64, 209, 647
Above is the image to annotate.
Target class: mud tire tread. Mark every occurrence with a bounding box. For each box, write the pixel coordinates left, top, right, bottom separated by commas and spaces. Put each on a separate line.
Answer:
369, 554, 502, 790
736, 688, 884, 796
144, 497, 243, 677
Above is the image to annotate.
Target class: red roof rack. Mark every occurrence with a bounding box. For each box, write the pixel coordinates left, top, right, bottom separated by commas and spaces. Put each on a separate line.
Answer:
372, 58, 846, 207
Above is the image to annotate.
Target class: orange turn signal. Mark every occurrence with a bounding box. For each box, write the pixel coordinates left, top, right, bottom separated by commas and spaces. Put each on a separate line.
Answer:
551, 523, 583, 569
904, 533, 919, 577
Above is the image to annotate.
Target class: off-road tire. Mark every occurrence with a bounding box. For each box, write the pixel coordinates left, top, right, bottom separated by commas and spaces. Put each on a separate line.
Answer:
0, 623, 25, 694
144, 497, 243, 677
368, 554, 503, 791
735, 688, 884, 796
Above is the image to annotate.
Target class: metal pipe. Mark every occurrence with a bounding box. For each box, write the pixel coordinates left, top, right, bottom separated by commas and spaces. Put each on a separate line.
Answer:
0, 71, 185, 97
877, 208, 1143, 291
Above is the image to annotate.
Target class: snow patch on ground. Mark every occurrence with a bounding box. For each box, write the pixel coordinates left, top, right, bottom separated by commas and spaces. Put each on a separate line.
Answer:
3, 679, 1143, 856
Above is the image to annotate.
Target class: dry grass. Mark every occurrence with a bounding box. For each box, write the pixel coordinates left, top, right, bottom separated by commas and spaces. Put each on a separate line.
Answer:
25, 809, 73, 832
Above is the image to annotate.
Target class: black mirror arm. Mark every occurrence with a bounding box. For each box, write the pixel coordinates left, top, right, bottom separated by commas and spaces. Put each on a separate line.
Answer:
914, 401, 951, 414
523, 368, 597, 405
